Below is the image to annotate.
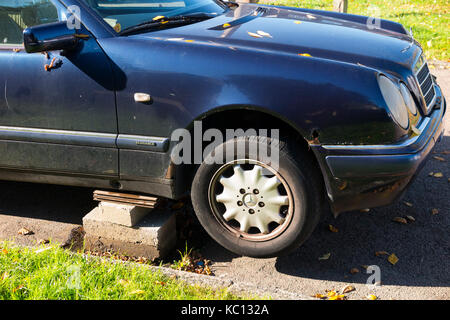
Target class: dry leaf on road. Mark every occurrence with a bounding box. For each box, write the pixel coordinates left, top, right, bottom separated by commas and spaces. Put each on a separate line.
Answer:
431, 208, 439, 215
405, 215, 416, 222
403, 201, 413, 207
18, 227, 33, 236
433, 172, 443, 178
375, 251, 389, 256
341, 285, 356, 294
367, 294, 378, 300
433, 156, 446, 162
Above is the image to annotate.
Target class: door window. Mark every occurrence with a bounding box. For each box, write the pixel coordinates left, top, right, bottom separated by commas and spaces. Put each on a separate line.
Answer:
0, 0, 59, 46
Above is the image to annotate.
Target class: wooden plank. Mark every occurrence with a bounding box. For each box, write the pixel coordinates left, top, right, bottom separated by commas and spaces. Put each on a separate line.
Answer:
93, 190, 159, 208
94, 190, 158, 201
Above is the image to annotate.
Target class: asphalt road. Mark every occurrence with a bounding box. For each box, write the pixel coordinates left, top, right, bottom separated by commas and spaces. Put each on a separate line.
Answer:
0, 67, 448, 300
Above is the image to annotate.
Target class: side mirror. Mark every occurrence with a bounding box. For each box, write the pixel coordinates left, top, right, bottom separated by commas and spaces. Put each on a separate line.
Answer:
23, 21, 80, 54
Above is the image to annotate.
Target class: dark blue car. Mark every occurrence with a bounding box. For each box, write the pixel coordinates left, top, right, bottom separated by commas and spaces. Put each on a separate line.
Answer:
0, 0, 446, 257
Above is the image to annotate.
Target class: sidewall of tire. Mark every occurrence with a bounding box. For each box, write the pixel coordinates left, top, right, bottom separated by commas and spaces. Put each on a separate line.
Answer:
191, 136, 319, 258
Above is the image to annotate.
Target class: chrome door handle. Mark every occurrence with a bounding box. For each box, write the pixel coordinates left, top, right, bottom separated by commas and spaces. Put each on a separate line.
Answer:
134, 93, 152, 103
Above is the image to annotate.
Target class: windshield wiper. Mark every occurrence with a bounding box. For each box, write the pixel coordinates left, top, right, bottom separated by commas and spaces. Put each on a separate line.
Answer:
119, 12, 217, 36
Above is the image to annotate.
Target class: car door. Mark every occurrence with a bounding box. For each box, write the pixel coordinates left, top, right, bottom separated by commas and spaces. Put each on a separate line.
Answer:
0, 0, 118, 176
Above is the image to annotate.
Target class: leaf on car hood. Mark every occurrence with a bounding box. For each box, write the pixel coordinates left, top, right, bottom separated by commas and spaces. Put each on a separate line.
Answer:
403, 201, 413, 207
319, 253, 331, 260
248, 32, 263, 38
328, 224, 338, 233
388, 253, 399, 265
257, 30, 272, 38
392, 217, 408, 224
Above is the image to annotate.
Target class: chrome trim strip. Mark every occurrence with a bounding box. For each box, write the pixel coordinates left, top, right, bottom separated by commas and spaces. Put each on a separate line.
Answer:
419, 74, 430, 86
117, 134, 170, 152
0, 126, 117, 148
422, 82, 434, 98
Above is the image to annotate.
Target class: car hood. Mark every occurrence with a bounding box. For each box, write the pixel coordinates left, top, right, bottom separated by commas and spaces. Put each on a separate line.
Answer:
134, 4, 422, 75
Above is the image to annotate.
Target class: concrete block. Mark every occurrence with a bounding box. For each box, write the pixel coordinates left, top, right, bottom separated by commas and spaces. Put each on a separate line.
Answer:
98, 202, 151, 227
83, 207, 177, 259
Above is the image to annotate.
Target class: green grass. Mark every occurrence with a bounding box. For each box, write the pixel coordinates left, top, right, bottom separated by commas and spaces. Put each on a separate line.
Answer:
259, 0, 450, 61
0, 242, 241, 300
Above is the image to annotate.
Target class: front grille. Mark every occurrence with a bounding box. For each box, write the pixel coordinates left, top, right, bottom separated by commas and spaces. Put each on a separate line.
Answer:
414, 56, 436, 111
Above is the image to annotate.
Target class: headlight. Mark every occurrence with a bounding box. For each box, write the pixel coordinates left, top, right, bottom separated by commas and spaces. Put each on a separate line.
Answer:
378, 75, 409, 129
399, 83, 418, 116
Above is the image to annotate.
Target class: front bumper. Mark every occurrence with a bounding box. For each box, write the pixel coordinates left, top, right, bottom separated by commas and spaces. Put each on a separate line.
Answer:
312, 84, 446, 215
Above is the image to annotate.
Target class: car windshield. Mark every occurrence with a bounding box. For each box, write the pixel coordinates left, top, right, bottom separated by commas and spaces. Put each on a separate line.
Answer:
81, 0, 228, 33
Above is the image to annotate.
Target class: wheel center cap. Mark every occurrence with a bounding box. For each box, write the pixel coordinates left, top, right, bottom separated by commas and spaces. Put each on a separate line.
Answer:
243, 193, 258, 207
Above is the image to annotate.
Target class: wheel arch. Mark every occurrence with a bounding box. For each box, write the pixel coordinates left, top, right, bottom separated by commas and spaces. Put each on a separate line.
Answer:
170, 106, 328, 204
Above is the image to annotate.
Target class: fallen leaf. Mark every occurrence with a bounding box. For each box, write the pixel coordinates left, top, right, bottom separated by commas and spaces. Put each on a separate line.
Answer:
130, 290, 145, 295
328, 224, 338, 233
392, 217, 408, 224
153, 15, 165, 21
403, 201, 413, 207
257, 30, 272, 38
360, 208, 371, 213
433, 156, 446, 162
298, 53, 312, 57
37, 239, 49, 245
248, 32, 263, 38
375, 251, 389, 256
350, 268, 360, 274
341, 285, 355, 294
1, 249, 8, 255
0, 271, 9, 281
327, 290, 337, 297
428, 172, 434, 176
13, 285, 24, 293
405, 215, 416, 222
328, 294, 346, 300
440, 150, 450, 155
388, 253, 399, 265
18, 228, 33, 236
312, 293, 326, 299
119, 279, 129, 286
319, 253, 331, 260
367, 294, 378, 300
222, 23, 231, 28
431, 208, 439, 215
433, 172, 443, 178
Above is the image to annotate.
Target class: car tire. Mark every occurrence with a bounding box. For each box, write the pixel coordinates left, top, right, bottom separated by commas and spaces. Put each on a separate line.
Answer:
191, 135, 324, 258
